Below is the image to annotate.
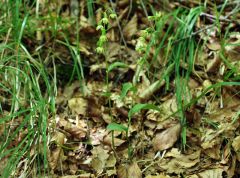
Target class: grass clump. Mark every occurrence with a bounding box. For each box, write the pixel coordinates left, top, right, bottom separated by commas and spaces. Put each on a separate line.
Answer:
0, 0, 55, 177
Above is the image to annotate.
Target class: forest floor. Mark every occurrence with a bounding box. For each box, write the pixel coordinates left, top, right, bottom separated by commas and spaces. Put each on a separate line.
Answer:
1, 0, 240, 177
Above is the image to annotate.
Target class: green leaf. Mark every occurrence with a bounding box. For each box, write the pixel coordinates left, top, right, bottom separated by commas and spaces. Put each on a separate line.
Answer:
128, 103, 161, 118
107, 123, 128, 132
119, 82, 137, 100
107, 62, 128, 73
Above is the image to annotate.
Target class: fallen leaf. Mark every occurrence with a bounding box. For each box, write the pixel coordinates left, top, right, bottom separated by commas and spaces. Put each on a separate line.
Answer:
103, 133, 126, 147
106, 42, 122, 62
59, 174, 92, 178
117, 162, 142, 178
89, 127, 106, 145
48, 131, 66, 170
123, 14, 138, 40
206, 40, 221, 51
232, 135, 240, 152
160, 149, 201, 174
58, 118, 87, 140
128, 162, 142, 178
117, 165, 128, 178
206, 52, 221, 73
203, 144, 221, 160
146, 174, 170, 178
68, 97, 88, 115
91, 146, 109, 174
187, 168, 223, 178
106, 169, 117, 176
147, 97, 178, 122
69, 163, 78, 174
152, 123, 181, 151
105, 154, 117, 168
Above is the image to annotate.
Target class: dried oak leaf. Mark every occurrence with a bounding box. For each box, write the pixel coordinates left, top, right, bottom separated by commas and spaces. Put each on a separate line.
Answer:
48, 131, 66, 170
128, 162, 142, 178
91, 146, 109, 174
232, 136, 240, 153
58, 118, 87, 140
187, 168, 223, 178
206, 52, 221, 73
152, 123, 181, 151
123, 14, 138, 40
106, 42, 122, 62
117, 165, 128, 178
160, 148, 201, 174
117, 162, 142, 178
203, 143, 221, 160
103, 132, 126, 147
147, 97, 178, 122
68, 97, 88, 115
89, 127, 106, 145
206, 39, 221, 51
59, 174, 92, 178
106, 154, 117, 176
146, 175, 170, 178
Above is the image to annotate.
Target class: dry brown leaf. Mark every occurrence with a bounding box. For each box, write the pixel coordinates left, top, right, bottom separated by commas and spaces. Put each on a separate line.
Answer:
146, 175, 170, 178
187, 168, 223, 178
91, 158, 105, 174
128, 162, 142, 178
206, 52, 221, 73
220, 143, 231, 164
123, 14, 138, 40
91, 146, 109, 174
201, 131, 221, 149
105, 154, 117, 168
48, 132, 66, 170
225, 155, 236, 178
152, 123, 181, 151
59, 174, 93, 178
58, 118, 87, 140
188, 77, 200, 89
117, 162, 142, 178
201, 122, 238, 152
56, 81, 81, 105
103, 133, 126, 147
106, 169, 117, 176
147, 97, 178, 122
106, 42, 122, 62
69, 163, 78, 174
204, 144, 221, 160
90, 62, 107, 74
206, 41, 221, 51
68, 97, 88, 115
85, 96, 102, 118
117, 165, 128, 178
160, 149, 201, 174
89, 127, 106, 145
232, 135, 240, 152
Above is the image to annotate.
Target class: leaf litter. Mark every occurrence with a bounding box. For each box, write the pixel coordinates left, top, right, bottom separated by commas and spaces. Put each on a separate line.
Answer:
1, 0, 240, 177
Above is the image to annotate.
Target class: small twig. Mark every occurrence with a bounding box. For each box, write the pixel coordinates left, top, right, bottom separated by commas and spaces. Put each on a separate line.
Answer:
109, 0, 127, 47
200, 12, 231, 22
127, 0, 133, 19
